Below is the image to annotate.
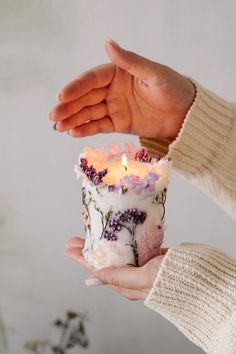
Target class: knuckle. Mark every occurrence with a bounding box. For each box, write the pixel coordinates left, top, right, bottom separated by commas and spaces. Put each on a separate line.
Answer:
111, 277, 120, 288
103, 270, 119, 287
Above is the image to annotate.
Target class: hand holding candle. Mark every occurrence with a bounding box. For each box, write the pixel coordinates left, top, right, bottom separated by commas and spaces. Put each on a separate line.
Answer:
65, 236, 168, 299
74, 142, 172, 269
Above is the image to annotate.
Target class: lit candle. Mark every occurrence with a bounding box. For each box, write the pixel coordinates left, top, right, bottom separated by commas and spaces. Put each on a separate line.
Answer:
122, 154, 128, 172
74, 142, 172, 269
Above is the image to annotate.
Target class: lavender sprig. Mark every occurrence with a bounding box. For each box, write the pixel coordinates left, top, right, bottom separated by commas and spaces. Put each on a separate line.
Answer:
135, 147, 152, 163
135, 147, 163, 163
80, 158, 108, 185
103, 208, 147, 242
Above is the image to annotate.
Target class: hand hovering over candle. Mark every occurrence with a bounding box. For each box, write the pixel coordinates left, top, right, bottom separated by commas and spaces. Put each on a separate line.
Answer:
65, 237, 168, 301
49, 39, 195, 139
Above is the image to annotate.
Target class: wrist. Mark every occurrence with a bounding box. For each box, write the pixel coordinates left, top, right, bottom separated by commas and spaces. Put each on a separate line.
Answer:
171, 77, 196, 138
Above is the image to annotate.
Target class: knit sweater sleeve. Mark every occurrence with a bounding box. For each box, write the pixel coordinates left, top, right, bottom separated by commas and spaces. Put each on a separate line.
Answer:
144, 243, 236, 354
140, 80, 236, 219
139, 82, 236, 353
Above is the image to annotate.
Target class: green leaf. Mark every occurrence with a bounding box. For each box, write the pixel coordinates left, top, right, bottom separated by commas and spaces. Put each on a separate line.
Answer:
105, 208, 112, 222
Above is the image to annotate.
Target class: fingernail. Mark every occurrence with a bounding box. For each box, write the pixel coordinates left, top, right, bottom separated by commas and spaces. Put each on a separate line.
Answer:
85, 277, 104, 287
48, 111, 53, 120
106, 38, 121, 49
56, 92, 61, 103
65, 243, 70, 248
53, 123, 57, 130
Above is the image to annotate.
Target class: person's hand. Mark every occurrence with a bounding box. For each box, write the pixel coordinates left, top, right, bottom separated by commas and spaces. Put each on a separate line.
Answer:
49, 39, 195, 139
65, 237, 168, 301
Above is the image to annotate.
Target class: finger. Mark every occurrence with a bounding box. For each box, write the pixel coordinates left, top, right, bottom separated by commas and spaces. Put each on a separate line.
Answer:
66, 237, 85, 249
65, 246, 83, 260
50, 87, 108, 122
65, 247, 95, 273
56, 102, 108, 132
105, 39, 161, 81
90, 265, 143, 289
69, 117, 114, 138
58, 63, 115, 103
108, 285, 146, 301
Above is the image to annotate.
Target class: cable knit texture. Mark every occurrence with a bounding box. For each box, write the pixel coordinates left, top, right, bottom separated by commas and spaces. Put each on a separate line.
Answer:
139, 81, 236, 353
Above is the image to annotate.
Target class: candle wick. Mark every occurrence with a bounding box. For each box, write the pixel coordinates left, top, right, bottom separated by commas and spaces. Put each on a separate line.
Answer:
124, 166, 127, 172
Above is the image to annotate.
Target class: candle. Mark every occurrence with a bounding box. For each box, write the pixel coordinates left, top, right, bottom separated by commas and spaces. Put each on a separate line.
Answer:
74, 142, 172, 269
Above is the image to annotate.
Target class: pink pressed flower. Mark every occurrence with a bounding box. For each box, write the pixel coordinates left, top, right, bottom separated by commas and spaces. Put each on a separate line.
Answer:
109, 143, 120, 155
94, 143, 122, 162
124, 141, 136, 159
136, 223, 164, 266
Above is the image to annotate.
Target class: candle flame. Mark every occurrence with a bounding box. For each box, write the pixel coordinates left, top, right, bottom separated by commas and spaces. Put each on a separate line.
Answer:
122, 154, 128, 171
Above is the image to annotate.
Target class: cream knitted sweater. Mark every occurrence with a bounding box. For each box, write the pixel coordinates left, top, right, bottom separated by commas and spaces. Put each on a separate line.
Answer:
140, 81, 236, 354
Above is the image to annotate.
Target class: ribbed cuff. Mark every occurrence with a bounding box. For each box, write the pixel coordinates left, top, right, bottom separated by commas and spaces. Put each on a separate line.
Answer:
144, 243, 236, 354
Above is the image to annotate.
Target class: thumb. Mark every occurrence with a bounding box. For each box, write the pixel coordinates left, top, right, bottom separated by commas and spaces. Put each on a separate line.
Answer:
86, 266, 139, 288
105, 38, 161, 80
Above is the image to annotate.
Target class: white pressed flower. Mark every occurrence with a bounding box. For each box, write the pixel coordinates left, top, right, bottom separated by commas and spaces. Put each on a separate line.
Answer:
87, 239, 135, 269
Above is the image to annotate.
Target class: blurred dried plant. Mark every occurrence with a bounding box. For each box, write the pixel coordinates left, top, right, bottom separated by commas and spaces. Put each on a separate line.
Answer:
24, 310, 89, 354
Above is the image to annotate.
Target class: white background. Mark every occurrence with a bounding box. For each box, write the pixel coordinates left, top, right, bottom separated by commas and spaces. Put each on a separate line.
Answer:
0, 1, 235, 353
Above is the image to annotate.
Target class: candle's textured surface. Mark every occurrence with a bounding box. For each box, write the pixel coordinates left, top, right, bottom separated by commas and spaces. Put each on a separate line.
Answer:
75, 142, 172, 269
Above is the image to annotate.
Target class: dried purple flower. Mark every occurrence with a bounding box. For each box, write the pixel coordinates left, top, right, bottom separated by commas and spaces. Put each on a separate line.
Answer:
79, 158, 108, 185
156, 153, 162, 162
135, 147, 152, 163
104, 208, 147, 242
115, 172, 159, 196
104, 230, 118, 241
91, 174, 100, 185
108, 184, 115, 192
